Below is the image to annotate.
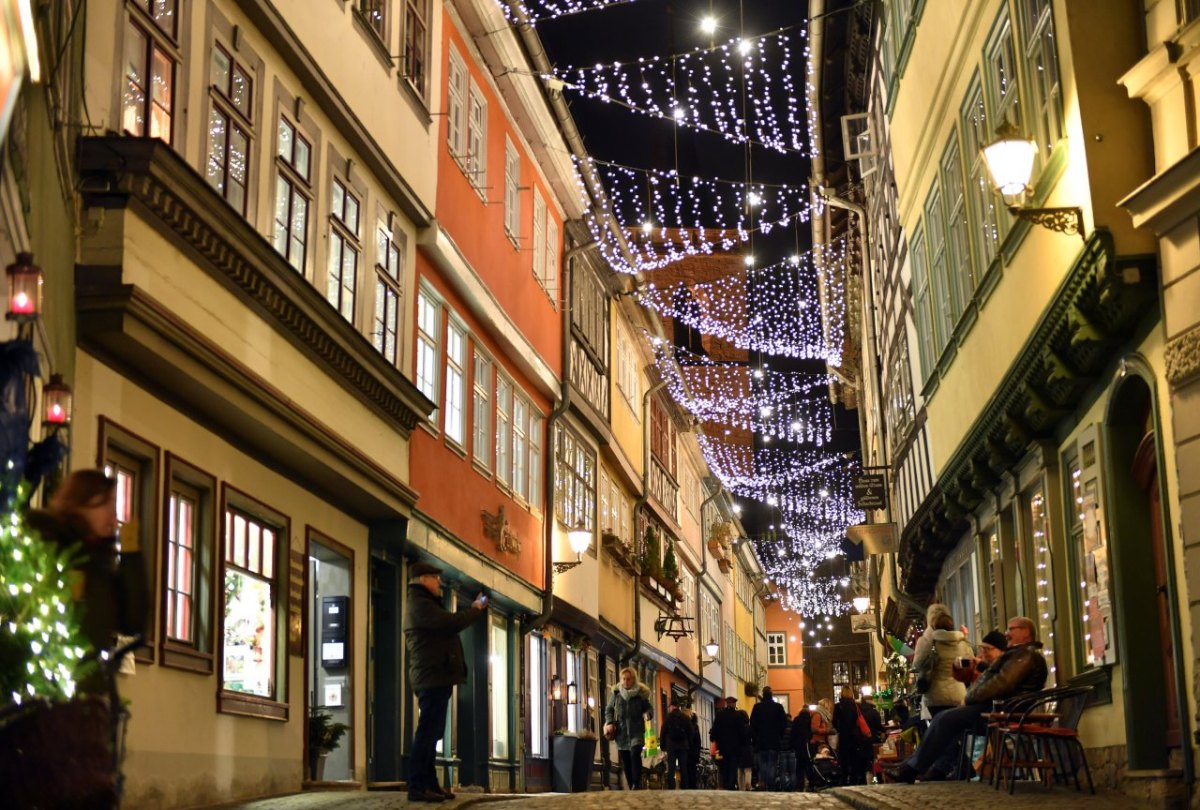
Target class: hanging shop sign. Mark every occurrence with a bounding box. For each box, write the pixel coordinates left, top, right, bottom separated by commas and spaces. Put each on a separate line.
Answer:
852, 473, 887, 510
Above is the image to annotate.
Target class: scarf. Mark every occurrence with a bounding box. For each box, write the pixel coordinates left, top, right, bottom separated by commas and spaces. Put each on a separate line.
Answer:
619, 684, 640, 701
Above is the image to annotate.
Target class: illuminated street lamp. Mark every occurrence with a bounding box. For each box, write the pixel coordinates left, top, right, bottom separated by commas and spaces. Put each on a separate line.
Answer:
982, 121, 1083, 238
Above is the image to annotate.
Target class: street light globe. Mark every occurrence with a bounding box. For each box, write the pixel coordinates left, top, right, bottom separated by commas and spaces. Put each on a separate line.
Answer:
852, 595, 870, 614
704, 641, 719, 657
982, 129, 1038, 198
567, 528, 592, 555
860, 685, 873, 698
700, 15, 716, 34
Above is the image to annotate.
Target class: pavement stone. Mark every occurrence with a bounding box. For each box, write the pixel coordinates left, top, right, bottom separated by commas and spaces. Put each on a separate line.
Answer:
199, 783, 1162, 810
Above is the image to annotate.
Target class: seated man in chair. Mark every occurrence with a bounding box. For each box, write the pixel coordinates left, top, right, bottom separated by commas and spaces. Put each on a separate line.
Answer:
887, 617, 1047, 783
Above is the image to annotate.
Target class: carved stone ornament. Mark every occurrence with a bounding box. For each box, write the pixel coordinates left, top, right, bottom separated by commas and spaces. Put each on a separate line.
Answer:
1165, 325, 1200, 387
481, 504, 521, 554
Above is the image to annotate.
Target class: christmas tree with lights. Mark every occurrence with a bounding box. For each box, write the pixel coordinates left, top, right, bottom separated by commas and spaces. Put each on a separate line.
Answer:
0, 338, 82, 706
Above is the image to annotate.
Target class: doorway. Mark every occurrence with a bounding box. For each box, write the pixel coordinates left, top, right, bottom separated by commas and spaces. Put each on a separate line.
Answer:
1106, 373, 1182, 768
368, 555, 400, 782
307, 536, 354, 783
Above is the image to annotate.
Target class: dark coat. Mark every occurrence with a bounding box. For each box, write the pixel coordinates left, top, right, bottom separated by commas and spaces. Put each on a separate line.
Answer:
749, 696, 787, 751
402, 583, 485, 692
27, 509, 148, 657
688, 711, 702, 755
860, 700, 885, 742
832, 697, 865, 746
660, 707, 692, 752
709, 705, 742, 759
604, 683, 653, 750
791, 708, 812, 755
965, 641, 1048, 705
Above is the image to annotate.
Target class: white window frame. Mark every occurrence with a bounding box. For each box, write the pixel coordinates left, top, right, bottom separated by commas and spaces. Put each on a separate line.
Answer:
533, 191, 546, 288
373, 220, 403, 365
504, 138, 521, 242
445, 320, 466, 446
496, 375, 513, 487
767, 631, 786, 666
447, 47, 467, 161
416, 288, 440, 413
473, 351, 492, 471
544, 216, 559, 299
466, 81, 487, 193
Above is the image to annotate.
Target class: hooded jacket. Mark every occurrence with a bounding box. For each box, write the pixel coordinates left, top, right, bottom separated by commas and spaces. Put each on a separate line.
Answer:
912, 628, 973, 707
402, 583, 485, 692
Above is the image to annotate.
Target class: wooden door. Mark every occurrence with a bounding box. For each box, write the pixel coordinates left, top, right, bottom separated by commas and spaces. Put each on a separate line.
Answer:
1132, 432, 1181, 748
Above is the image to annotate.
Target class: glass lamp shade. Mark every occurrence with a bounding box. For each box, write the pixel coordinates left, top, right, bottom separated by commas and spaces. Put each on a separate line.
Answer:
6, 252, 43, 321
551, 677, 562, 701
567, 528, 591, 555
982, 134, 1037, 197
852, 596, 870, 614
42, 373, 72, 426
860, 685, 873, 698
567, 682, 578, 705
704, 641, 720, 657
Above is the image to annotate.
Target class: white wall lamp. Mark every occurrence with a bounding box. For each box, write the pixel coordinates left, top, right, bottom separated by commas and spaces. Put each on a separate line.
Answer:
554, 525, 592, 574
982, 121, 1084, 240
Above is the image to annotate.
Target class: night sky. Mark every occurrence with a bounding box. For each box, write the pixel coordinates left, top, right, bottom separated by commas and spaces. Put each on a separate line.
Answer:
537, 0, 863, 570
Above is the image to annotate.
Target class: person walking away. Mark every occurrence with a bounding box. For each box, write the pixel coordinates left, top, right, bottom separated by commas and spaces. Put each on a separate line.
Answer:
887, 616, 1048, 783
604, 667, 654, 789
779, 711, 797, 791
912, 604, 973, 718
732, 696, 754, 790
832, 686, 868, 784
791, 704, 815, 791
685, 706, 702, 788
710, 695, 742, 789
749, 686, 786, 789
860, 694, 885, 743
28, 470, 149, 694
660, 697, 691, 789
859, 694, 885, 783
402, 562, 487, 803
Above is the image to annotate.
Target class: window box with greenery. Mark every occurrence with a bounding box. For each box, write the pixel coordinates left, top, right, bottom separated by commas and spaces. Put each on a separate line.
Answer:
307, 709, 349, 781
551, 729, 597, 792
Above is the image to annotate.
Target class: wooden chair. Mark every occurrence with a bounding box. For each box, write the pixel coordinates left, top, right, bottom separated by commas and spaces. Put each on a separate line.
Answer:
993, 686, 1094, 795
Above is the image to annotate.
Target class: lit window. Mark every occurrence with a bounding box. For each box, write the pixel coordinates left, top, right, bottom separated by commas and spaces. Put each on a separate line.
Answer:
472, 352, 492, 470
222, 507, 279, 699
374, 223, 404, 364
121, 3, 177, 143
206, 44, 253, 215
328, 178, 361, 323
273, 117, 311, 273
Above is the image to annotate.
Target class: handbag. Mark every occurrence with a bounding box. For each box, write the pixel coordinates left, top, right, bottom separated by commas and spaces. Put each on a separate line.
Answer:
914, 639, 938, 694
855, 704, 872, 739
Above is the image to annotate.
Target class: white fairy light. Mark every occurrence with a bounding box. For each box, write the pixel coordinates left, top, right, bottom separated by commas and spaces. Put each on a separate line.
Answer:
546, 28, 815, 155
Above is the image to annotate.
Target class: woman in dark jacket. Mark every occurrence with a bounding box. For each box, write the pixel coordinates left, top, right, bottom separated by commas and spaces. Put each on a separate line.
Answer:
832, 685, 868, 785
28, 470, 148, 692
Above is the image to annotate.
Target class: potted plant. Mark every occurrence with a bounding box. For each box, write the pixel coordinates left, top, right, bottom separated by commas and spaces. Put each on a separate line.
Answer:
307, 708, 349, 781
551, 729, 598, 792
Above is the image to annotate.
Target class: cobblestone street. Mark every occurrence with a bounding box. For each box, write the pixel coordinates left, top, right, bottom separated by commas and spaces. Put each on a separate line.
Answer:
207, 783, 1163, 810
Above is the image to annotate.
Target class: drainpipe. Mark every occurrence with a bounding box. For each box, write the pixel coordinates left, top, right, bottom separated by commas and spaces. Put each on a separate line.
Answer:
528, 237, 598, 632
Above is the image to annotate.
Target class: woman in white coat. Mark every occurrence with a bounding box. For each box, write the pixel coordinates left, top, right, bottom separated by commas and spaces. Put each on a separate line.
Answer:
912, 604, 974, 718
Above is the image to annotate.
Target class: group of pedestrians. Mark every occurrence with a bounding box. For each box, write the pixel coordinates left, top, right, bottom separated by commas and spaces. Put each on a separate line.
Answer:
885, 608, 1049, 783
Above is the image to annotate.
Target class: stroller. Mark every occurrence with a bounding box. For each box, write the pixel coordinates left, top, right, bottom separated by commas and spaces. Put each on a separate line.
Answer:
810, 744, 843, 790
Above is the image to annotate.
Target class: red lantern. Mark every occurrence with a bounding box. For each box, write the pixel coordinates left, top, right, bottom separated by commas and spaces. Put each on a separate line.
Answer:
42, 373, 72, 426
6, 252, 43, 322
